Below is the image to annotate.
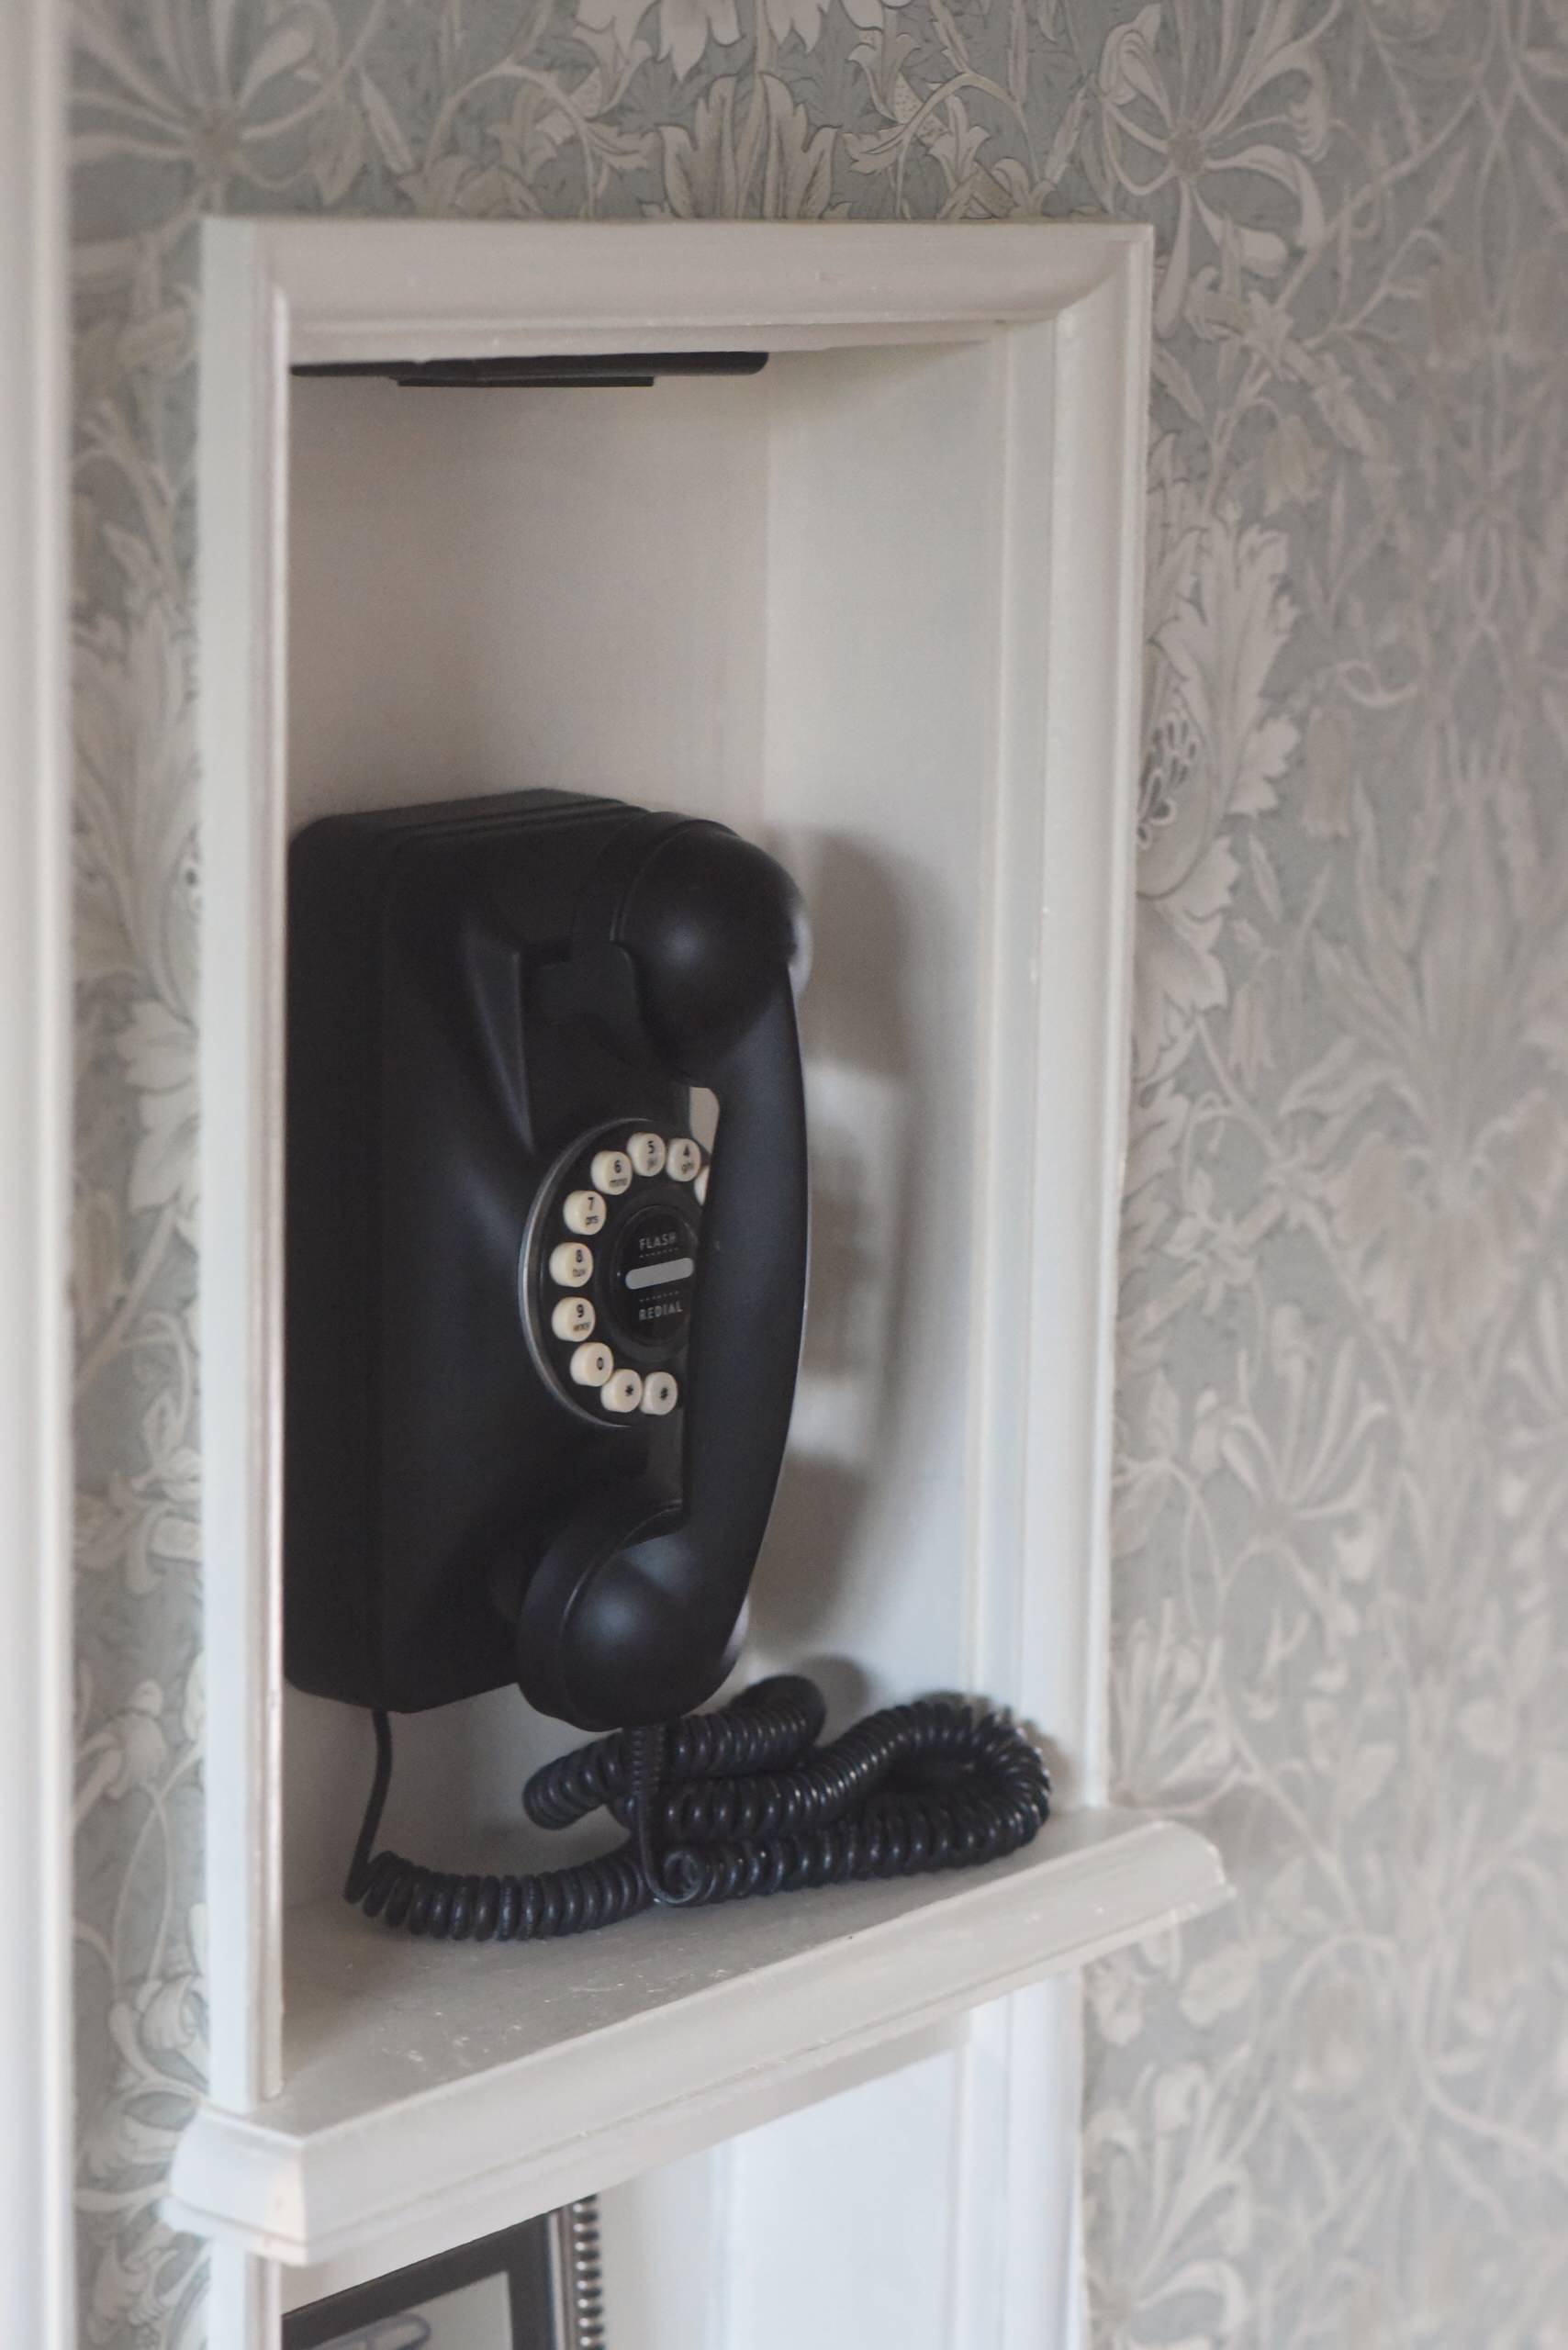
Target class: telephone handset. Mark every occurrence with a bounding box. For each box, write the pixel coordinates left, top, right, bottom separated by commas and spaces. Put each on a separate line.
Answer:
286, 789, 1049, 1943
286, 790, 808, 1732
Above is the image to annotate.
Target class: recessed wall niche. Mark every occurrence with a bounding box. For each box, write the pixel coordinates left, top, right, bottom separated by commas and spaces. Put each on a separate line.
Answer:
170, 220, 1226, 2350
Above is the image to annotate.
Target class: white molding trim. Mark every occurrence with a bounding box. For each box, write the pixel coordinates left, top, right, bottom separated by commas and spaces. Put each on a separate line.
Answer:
0, 0, 73, 2342
263, 218, 1150, 364
187, 218, 1212, 2346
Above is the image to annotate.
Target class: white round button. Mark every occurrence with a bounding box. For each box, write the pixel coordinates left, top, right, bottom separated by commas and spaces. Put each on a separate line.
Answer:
601, 1368, 644, 1414
640, 1371, 678, 1416
569, 1341, 614, 1388
693, 1165, 709, 1205
667, 1137, 701, 1182
563, 1189, 606, 1236
591, 1149, 633, 1196
551, 1295, 596, 1342
549, 1241, 593, 1289
628, 1131, 666, 1178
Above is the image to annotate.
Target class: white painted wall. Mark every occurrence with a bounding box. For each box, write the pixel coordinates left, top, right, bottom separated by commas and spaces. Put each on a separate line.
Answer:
281, 341, 1007, 1894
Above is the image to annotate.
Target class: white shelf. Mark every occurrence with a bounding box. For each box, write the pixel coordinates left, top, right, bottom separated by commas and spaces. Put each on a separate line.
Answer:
167, 1808, 1224, 2275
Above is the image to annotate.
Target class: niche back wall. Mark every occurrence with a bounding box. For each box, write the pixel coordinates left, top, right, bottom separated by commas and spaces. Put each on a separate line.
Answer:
71, 3, 1568, 2344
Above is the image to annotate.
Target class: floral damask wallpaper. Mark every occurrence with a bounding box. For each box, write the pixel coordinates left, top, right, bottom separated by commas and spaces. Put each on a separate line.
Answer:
69, 0, 1568, 2343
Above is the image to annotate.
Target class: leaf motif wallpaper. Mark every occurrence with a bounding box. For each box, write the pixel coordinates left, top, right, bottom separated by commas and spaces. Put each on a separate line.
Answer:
69, 1, 1568, 2343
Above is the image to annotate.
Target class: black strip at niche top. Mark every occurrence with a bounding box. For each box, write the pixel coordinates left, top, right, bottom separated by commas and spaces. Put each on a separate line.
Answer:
292, 353, 771, 390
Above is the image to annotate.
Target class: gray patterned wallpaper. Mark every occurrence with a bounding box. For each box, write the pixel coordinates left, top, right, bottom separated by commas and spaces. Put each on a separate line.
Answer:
70, 1, 1568, 2344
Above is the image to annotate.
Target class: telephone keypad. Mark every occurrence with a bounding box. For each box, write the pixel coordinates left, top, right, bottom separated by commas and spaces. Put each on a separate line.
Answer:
563, 1189, 607, 1236
529, 1120, 708, 1424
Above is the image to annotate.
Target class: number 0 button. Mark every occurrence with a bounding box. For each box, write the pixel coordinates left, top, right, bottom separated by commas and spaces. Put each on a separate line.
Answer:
667, 1137, 701, 1182
569, 1342, 614, 1388
550, 1241, 593, 1288
628, 1132, 666, 1177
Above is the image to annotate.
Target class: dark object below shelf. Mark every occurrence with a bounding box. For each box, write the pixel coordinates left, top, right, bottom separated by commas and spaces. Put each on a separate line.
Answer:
292, 352, 770, 390
282, 2199, 605, 2349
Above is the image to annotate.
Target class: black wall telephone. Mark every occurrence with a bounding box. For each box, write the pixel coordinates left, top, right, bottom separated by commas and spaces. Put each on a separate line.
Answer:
286, 789, 809, 1731
286, 791, 1048, 1943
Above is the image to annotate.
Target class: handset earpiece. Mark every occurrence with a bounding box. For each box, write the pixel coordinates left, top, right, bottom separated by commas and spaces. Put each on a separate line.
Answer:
516, 822, 809, 1729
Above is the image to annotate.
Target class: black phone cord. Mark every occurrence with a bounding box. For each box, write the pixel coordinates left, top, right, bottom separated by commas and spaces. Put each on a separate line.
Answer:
342, 1674, 1051, 1942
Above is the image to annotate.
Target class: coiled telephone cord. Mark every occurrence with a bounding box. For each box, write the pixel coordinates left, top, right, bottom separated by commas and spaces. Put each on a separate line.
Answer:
343, 1673, 1051, 1942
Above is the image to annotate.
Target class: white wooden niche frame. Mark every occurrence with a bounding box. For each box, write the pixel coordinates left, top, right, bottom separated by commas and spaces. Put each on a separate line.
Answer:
171, 221, 1226, 2350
